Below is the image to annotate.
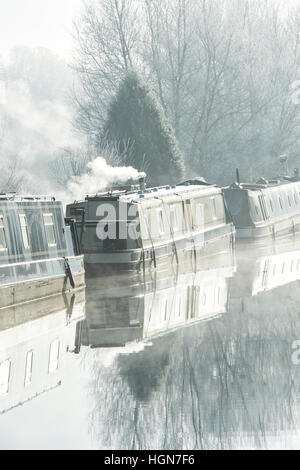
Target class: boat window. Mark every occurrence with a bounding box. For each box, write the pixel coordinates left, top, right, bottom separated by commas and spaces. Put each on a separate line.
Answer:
157, 208, 165, 235
48, 339, 60, 373
0, 360, 10, 396
210, 198, 217, 219
24, 351, 33, 387
0, 216, 8, 251
143, 214, 149, 234
269, 199, 274, 212
195, 203, 204, 230
294, 193, 298, 205
190, 287, 197, 318
164, 300, 168, 322
43, 214, 57, 247
279, 197, 283, 210
170, 205, 179, 231
257, 195, 268, 220
19, 214, 30, 249
255, 205, 260, 216
287, 194, 292, 207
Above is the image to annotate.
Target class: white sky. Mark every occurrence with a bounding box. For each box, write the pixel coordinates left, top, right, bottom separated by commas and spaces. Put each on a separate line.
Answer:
0, 0, 83, 61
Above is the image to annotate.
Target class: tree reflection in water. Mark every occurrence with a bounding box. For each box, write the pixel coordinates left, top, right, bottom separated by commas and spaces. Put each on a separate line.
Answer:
85, 248, 300, 450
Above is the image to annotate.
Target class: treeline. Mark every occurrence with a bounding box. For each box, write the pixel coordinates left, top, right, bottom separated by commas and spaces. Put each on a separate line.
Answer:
73, 0, 300, 185
1, 1, 300, 192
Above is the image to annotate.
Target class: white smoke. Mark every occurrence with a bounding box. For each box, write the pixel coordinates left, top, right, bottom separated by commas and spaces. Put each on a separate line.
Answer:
0, 66, 82, 193
0, 78, 146, 203
66, 156, 146, 201
0, 48, 145, 200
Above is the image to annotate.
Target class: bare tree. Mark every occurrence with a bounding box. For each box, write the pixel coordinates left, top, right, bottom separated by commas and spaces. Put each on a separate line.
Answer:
142, 0, 196, 140
73, 0, 300, 184
73, 0, 141, 144
0, 157, 23, 193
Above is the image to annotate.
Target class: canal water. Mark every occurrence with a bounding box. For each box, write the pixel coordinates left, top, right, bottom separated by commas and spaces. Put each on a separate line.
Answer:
1, 239, 300, 450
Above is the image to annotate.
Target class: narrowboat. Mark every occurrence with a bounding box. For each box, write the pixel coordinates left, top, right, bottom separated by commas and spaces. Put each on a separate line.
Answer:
0, 290, 85, 415
223, 172, 300, 241
66, 176, 235, 273
78, 252, 236, 348
0, 194, 85, 309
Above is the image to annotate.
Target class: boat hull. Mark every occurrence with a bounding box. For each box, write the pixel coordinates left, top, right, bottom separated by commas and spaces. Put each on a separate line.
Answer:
236, 214, 300, 242
0, 256, 85, 309
84, 224, 235, 276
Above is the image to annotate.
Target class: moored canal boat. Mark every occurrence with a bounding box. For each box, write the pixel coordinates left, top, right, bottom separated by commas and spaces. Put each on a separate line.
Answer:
66, 177, 235, 273
0, 194, 85, 309
223, 174, 300, 241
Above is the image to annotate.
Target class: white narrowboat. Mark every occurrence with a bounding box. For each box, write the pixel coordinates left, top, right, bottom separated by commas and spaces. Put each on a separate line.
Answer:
0, 194, 85, 309
223, 175, 300, 241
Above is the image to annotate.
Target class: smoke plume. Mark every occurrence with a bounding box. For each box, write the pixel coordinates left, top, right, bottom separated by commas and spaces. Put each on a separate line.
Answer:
66, 157, 145, 201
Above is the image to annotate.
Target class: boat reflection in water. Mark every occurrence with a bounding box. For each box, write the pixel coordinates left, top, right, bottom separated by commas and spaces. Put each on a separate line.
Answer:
232, 239, 300, 298
83, 240, 300, 450
0, 290, 85, 416
79, 248, 236, 349
3, 240, 300, 449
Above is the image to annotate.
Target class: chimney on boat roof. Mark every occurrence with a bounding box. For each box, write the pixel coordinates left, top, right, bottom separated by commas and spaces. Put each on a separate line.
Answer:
279, 154, 289, 175
138, 172, 147, 191
110, 172, 147, 194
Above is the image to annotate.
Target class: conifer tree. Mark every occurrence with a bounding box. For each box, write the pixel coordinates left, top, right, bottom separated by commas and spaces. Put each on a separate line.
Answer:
104, 72, 185, 186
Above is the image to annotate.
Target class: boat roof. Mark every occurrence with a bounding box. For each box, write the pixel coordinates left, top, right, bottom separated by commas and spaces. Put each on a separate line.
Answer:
0, 194, 56, 202
227, 176, 300, 192
80, 182, 221, 205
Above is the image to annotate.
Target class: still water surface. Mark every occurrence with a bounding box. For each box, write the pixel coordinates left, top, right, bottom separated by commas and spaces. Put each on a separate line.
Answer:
1, 240, 300, 450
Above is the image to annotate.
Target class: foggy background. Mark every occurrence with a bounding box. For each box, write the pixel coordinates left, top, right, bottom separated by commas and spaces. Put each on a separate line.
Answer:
1, 0, 300, 196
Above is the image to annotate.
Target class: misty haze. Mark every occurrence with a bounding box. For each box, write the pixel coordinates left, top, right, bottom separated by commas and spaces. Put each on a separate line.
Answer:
1, 0, 300, 453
